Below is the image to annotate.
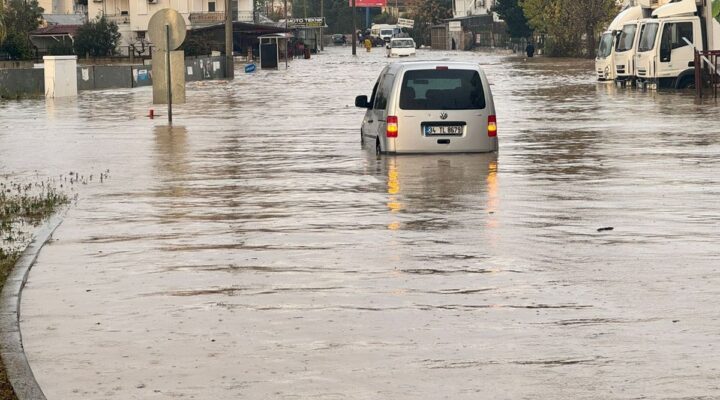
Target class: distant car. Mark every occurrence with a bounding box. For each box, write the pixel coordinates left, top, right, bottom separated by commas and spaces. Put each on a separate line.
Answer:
386, 38, 416, 57
332, 34, 345, 45
355, 61, 498, 154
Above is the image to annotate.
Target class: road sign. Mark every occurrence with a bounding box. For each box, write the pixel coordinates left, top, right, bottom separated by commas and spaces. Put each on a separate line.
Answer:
287, 17, 326, 28
149, 8, 187, 123
148, 9, 187, 51
397, 18, 414, 29
348, 0, 386, 7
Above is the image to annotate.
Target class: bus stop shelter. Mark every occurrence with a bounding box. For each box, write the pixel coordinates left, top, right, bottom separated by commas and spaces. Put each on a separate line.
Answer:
258, 33, 292, 69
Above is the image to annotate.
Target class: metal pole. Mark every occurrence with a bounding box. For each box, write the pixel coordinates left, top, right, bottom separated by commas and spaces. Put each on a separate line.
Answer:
165, 24, 172, 124
320, 0, 324, 51
284, 0, 288, 69
225, 0, 234, 79
365, 7, 369, 30
351, 0, 356, 55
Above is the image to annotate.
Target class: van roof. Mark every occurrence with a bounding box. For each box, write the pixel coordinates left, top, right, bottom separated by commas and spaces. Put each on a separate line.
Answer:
385, 60, 482, 73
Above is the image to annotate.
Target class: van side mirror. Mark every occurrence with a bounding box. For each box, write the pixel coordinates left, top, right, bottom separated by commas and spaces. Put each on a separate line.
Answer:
355, 95, 370, 108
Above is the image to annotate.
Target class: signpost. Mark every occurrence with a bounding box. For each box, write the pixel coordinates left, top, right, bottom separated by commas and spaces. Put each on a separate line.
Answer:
397, 18, 414, 29
148, 9, 187, 124
449, 21, 462, 32
287, 17, 326, 28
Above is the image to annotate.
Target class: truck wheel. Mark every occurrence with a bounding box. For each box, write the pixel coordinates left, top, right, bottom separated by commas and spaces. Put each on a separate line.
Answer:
676, 76, 695, 89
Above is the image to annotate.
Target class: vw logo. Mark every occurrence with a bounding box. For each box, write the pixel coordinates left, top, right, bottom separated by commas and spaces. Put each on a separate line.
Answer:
440, 112, 448, 120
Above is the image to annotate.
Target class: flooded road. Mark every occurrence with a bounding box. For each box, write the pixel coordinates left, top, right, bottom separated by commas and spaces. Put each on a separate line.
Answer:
2, 47, 720, 399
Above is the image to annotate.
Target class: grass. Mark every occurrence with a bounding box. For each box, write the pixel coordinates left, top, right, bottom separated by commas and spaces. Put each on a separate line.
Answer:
0, 177, 70, 400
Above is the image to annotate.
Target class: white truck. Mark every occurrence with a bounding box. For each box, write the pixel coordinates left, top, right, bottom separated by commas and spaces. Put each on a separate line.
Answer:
370, 24, 401, 43
634, 0, 720, 89
596, 5, 645, 81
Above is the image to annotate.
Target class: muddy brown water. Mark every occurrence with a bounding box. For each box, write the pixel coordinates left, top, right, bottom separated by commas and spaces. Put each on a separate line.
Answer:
2, 47, 720, 399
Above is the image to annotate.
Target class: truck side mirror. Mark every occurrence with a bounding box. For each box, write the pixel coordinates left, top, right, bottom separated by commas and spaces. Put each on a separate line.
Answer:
355, 95, 370, 108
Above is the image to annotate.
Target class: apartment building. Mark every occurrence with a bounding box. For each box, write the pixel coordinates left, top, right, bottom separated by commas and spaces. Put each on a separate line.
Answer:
453, 0, 495, 18
88, 0, 254, 53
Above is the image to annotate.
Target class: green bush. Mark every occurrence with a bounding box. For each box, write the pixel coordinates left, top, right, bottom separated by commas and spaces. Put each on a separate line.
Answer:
73, 15, 121, 57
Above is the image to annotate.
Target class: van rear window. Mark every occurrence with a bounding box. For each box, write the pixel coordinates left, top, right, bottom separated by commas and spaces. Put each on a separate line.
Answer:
400, 69, 486, 110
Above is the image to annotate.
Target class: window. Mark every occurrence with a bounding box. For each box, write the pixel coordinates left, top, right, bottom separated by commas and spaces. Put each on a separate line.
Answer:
638, 23, 659, 52
373, 74, 394, 110
616, 24, 637, 52
392, 40, 414, 48
597, 32, 613, 58
400, 69, 486, 110
661, 22, 693, 50
208, 1, 215, 11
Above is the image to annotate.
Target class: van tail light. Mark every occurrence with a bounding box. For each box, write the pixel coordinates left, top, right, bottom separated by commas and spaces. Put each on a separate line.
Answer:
487, 115, 497, 137
387, 116, 398, 138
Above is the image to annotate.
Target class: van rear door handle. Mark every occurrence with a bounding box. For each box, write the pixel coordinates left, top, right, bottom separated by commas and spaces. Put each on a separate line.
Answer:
368, 120, 374, 123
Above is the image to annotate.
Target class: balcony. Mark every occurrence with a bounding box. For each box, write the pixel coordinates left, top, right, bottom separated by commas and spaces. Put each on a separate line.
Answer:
237, 11, 253, 22
106, 13, 130, 24
189, 12, 226, 25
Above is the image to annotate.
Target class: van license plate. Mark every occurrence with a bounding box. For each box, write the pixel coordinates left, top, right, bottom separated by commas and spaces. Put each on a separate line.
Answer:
424, 125, 463, 136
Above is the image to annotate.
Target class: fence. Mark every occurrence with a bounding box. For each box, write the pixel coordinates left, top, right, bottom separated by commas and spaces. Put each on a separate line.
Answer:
0, 55, 227, 99
694, 50, 720, 99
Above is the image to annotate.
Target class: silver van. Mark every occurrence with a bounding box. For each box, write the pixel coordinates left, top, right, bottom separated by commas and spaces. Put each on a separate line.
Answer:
355, 61, 498, 154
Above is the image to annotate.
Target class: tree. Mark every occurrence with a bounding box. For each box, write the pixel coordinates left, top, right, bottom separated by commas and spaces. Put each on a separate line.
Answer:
521, 0, 617, 57
0, 0, 44, 59
0, 0, 6, 46
73, 16, 121, 57
406, 0, 452, 46
492, 0, 532, 39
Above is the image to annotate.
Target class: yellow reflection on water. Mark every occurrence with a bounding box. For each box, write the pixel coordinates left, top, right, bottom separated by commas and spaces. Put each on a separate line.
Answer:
486, 160, 499, 228
386, 158, 403, 230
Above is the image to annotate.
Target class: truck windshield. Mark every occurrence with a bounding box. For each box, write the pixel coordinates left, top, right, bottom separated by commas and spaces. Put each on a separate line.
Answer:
638, 23, 659, 52
381, 29, 393, 36
400, 69, 486, 110
616, 24, 637, 52
597, 32, 613, 58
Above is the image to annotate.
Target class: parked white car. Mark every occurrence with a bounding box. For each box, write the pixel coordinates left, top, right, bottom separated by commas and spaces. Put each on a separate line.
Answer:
386, 38, 416, 58
355, 61, 498, 154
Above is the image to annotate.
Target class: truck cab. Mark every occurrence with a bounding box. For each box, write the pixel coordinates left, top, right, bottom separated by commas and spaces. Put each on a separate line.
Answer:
634, 0, 720, 89
614, 20, 644, 82
596, 6, 644, 81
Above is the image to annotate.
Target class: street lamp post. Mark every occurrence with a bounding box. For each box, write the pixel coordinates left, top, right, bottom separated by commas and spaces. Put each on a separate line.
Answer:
351, 0, 356, 55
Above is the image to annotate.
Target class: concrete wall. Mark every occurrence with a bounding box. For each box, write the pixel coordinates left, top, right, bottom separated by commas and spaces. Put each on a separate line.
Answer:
1, 56, 227, 98
0, 69, 45, 99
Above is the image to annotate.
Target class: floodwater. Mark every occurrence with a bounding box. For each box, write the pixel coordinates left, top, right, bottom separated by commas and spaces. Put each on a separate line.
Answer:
2, 46, 720, 399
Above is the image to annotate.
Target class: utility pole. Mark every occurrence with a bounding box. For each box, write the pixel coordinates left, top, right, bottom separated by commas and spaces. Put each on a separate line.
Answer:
225, 0, 234, 79
284, 0, 288, 69
352, 0, 356, 55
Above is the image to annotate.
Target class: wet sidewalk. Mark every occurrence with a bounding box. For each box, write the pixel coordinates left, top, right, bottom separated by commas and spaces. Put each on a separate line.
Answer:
2, 47, 720, 399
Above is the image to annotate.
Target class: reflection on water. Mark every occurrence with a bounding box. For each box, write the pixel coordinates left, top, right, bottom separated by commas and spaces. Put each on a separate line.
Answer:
378, 154, 498, 232
5, 47, 720, 400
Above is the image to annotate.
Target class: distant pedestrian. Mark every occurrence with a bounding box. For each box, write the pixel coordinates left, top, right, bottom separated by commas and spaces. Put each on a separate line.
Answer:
526, 42, 535, 58
364, 38, 372, 52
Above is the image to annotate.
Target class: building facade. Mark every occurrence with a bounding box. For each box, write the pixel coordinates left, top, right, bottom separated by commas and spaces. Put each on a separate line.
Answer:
87, 0, 254, 54
453, 0, 495, 18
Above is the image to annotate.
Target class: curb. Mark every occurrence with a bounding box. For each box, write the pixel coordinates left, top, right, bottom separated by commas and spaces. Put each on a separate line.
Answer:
0, 214, 64, 400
